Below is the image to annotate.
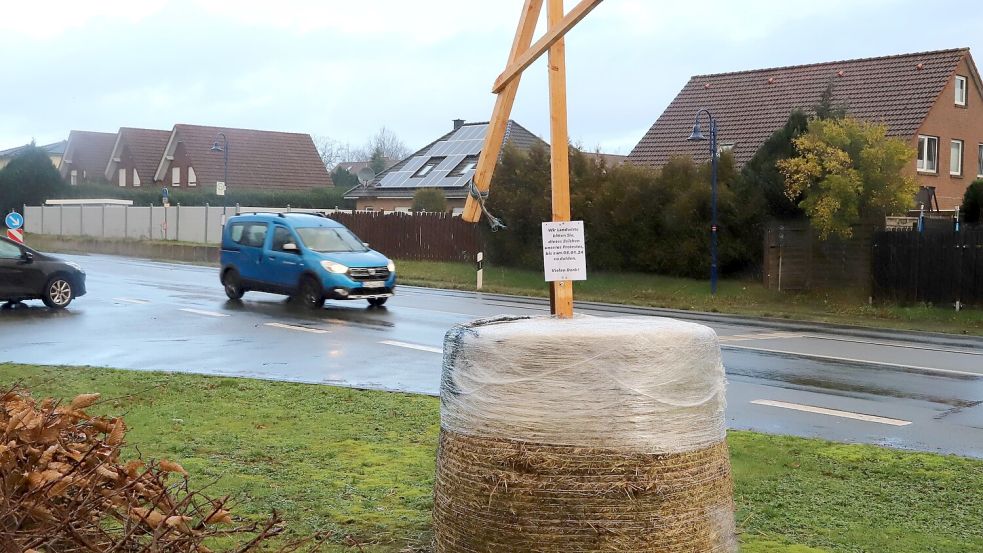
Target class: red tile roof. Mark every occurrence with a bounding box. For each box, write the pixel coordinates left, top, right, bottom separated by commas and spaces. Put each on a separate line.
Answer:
61, 130, 117, 179
163, 124, 332, 190
628, 48, 972, 169
113, 127, 170, 183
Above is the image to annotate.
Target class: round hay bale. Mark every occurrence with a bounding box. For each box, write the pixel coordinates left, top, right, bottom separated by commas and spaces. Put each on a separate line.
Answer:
434, 315, 737, 552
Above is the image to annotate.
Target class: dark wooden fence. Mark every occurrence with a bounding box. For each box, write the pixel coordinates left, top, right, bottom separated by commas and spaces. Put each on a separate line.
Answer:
872, 229, 983, 305
763, 221, 875, 292
329, 211, 482, 262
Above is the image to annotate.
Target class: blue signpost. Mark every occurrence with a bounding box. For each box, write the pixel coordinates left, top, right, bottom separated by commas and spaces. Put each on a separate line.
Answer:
5, 212, 24, 230
5, 211, 24, 243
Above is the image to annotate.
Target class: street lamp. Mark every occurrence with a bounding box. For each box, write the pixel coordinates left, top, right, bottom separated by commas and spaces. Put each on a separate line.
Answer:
687, 109, 719, 295
211, 132, 229, 225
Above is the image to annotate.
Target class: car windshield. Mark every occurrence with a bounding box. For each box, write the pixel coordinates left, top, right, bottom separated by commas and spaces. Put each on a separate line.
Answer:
295, 227, 368, 253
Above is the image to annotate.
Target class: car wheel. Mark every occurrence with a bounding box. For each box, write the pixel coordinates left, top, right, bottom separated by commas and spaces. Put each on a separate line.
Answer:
42, 277, 74, 309
223, 270, 245, 300
299, 277, 325, 309
367, 297, 388, 307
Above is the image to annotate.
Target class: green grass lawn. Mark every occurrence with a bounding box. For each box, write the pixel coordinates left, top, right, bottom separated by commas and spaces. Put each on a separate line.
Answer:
396, 259, 983, 336
3, 364, 980, 552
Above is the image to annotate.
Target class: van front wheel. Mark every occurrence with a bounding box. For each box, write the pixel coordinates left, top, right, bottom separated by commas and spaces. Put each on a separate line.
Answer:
299, 277, 325, 309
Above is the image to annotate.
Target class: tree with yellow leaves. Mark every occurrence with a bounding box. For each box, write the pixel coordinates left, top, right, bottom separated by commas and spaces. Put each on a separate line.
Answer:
778, 117, 917, 239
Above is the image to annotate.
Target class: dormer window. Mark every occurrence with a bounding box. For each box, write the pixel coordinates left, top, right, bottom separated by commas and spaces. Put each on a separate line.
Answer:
449, 155, 479, 177
955, 75, 968, 106
413, 157, 445, 178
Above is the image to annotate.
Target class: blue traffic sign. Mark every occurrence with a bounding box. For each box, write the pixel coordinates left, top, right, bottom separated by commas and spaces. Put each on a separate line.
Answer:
161, 187, 169, 199
5, 212, 23, 230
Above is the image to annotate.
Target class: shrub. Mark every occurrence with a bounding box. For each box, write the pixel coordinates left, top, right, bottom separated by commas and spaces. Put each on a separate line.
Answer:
411, 188, 448, 213
963, 179, 983, 224
0, 386, 320, 552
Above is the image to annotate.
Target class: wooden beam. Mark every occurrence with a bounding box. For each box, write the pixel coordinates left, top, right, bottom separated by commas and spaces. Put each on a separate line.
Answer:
548, 0, 574, 318
462, 0, 544, 223
492, 0, 602, 94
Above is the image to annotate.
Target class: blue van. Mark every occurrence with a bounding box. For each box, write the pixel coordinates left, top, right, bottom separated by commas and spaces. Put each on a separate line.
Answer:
219, 213, 396, 308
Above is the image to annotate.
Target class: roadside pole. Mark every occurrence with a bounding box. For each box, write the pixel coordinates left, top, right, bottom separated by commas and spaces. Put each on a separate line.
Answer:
476, 252, 484, 290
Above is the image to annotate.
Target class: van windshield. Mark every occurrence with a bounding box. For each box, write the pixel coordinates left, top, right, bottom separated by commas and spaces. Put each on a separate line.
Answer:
295, 227, 368, 253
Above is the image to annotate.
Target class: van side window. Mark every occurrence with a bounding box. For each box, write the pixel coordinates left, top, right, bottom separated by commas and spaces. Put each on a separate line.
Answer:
229, 223, 245, 243
272, 226, 294, 251
238, 223, 268, 248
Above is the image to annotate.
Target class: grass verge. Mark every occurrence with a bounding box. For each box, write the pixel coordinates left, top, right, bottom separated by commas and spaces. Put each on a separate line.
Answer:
2, 364, 980, 552
395, 259, 983, 336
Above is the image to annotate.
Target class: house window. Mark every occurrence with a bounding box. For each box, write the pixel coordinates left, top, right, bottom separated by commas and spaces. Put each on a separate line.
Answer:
917, 135, 938, 173
172, 166, 180, 186
70, 170, 77, 186
717, 142, 736, 155
978, 144, 983, 178
118, 168, 126, 187
133, 169, 141, 187
955, 75, 968, 106
188, 166, 197, 187
413, 157, 445, 178
951, 140, 964, 176
449, 155, 479, 177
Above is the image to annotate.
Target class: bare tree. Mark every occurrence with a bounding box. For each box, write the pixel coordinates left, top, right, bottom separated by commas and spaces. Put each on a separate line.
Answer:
363, 126, 410, 162
312, 135, 360, 170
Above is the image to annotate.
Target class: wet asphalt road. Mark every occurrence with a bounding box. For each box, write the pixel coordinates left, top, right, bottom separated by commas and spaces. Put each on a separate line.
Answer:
1, 253, 982, 458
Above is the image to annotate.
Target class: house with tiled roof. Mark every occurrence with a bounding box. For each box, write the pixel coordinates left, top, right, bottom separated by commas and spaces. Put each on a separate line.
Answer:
345, 119, 547, 213
105, 127, 171, 187
153, 124, 332, 192
628, 48, 983, 210
0, 140, 67, 171
59, 130, 117, 185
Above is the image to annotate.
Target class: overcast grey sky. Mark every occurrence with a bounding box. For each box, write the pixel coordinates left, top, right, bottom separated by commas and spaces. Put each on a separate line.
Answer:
2, 0, 982, 156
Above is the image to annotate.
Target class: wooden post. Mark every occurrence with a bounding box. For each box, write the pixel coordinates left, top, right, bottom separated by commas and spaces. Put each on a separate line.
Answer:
462, 0, 544, 223
548, 0, 573, 318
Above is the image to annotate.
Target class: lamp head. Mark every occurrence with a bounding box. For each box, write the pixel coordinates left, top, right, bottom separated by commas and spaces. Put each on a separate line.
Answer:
210, 141, 223, 152
687, 122, 706, 142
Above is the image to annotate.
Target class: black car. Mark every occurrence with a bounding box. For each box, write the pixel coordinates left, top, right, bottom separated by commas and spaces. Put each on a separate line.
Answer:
0, 236, 86, 308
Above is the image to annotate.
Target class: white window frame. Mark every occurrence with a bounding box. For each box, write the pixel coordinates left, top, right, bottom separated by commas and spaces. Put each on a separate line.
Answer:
188, 166, 197, 187
171, 166, 180, 187
133, 169, 141, 187
951, 140, 964, 176
955, 75, 968, 106
118, 168, 126, 187
70, 169, 77, 186
917, 135, 938, 173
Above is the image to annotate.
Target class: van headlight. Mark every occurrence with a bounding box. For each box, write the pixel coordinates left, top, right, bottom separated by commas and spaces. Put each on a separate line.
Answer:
387, 260, 396, 272
320, 260, 349, 274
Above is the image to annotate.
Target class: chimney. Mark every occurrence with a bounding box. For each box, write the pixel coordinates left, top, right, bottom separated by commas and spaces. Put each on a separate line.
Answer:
453, 118, 465, 130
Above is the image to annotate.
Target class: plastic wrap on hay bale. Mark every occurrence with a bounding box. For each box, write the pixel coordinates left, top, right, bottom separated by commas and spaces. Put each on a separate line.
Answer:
433, 315, 737, 552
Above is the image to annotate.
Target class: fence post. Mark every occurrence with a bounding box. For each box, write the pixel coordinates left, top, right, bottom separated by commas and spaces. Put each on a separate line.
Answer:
176, 203, 181, 242
59, 205, 63, 236
205, 203, 210, 243
102, 204, 106, 237
124, 205, 128, 239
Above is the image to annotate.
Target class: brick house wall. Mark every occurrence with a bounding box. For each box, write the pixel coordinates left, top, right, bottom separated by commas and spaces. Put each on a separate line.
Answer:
167, 142, 199, 189
913, 56, 983, 210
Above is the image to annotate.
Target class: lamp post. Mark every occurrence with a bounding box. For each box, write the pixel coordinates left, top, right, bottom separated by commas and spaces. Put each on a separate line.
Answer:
211, 132, 229, 225
687, 109, 719, 295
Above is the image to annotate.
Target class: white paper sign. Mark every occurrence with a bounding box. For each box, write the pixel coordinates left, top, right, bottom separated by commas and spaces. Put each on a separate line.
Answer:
216, 181, 226, 196
542, 220, 587, 282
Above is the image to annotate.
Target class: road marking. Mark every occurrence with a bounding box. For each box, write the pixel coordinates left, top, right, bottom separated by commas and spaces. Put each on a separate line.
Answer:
179, 308, 229, 318
803, 334, 983, 356
380, 340, 443, 354
265, 323, 329, 334
719, 331, 805, 343
722, 343, 981, 378
751, 399, 912, 426
113, 297, 150, 305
